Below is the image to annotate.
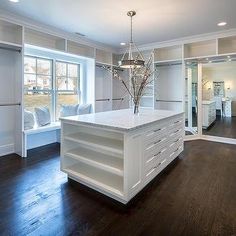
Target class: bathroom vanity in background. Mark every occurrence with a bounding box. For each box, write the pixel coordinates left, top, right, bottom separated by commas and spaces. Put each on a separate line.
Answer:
60, 109, 184, 204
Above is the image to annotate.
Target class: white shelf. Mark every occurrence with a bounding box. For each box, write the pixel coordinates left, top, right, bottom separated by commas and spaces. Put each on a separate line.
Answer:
96, 49, 112, 65
65, 132, 123, 157
0, 19, 22, 46
154, 45, 182, 62
25, 28, 66, 52
65, 147, 123, 176
218, 36, 236, 55
184, 40, 217, 58
63, 162, 123, 197
67, 40, 95, 58
142, 96, 154, 99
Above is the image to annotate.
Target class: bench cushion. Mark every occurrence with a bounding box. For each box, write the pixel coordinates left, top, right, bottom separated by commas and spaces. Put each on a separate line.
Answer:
60, 104, 79, 117
35, 107, 51, 126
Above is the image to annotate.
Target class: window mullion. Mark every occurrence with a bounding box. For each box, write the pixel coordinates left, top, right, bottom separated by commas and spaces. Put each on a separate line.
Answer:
52, 59, 56, 122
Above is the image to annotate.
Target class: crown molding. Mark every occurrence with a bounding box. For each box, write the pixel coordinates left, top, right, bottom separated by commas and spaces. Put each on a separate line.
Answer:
118, 28, 236, 54
0, 9, 119, 53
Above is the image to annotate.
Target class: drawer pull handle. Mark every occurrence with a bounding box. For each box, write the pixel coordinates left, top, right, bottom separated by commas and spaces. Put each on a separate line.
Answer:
174, 138, 182, 143
174, 147, 180, 152
155, 159, 167, 168
154, 151, 161, 157
153, 128, 162, 132
154, 139, 162, 145
174, 120, 181, 124
154, 148, 166, 157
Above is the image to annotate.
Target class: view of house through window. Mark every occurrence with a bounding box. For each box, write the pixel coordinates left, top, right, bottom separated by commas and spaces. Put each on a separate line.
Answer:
24, 56, 53, 113
24, 56, 80, 120
56, 61, 80, 119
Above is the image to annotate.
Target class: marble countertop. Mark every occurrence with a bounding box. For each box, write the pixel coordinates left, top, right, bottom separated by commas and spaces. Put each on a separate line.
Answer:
60, 108, 183, 132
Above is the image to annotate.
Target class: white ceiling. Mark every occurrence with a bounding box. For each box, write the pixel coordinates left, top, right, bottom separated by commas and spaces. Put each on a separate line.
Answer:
1, 0, 236, 49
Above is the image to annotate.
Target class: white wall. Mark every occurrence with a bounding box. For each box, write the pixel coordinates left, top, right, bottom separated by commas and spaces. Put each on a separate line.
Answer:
202, 61, 236, 116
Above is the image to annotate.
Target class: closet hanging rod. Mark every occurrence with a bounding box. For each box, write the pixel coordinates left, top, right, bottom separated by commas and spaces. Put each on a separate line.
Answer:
96, 64, 111, 69
96, 98, 110, 102
0, 103, 21, 107
113, 67, 124, 72
95, 64, 124, 72
0, 46, 21, 53
155, 62, 182, 67
156, 100, 182, 103
112, 98, 124, 101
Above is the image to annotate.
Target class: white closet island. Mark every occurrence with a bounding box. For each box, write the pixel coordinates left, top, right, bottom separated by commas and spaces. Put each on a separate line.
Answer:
60, 109, 184, 204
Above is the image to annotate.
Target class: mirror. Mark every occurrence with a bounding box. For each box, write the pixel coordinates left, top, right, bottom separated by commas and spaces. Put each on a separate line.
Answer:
202, 61, 236, 139
185, 63, 198, 135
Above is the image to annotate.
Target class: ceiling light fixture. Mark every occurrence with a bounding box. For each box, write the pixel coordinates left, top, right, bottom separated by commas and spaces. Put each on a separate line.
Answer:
217, 22, 227, 26
9, 0, 19, 2
119, 11, 145, 69
120, 42, 126, 46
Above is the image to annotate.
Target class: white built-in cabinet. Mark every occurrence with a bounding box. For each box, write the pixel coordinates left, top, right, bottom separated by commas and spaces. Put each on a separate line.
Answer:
94, 51, 130, 113
154, 45, 184, 113
0, 19, 23, 156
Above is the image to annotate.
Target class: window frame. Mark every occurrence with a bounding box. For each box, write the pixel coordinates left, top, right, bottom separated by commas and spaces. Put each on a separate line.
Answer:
24, 55, 53, 92
55, 60, 81, 120
24, 55, 81, 122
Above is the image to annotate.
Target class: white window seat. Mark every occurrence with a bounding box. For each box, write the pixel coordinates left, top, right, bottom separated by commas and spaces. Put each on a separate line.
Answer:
23, 122, 61, 157
23, 122, 61, 135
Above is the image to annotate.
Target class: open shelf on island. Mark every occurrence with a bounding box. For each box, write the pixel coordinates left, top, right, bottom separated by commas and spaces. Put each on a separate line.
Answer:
65, 147, 123, 176
63, 161, 124, 197
65, 132, 123, 157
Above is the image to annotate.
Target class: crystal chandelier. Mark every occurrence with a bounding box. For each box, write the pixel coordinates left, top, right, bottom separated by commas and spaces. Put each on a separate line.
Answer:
119, 11, 145, 68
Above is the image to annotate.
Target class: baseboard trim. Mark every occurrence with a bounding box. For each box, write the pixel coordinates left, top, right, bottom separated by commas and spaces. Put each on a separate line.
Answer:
184, 135, 200, 141
201, 135, 236, 145
0, 144, 14, 157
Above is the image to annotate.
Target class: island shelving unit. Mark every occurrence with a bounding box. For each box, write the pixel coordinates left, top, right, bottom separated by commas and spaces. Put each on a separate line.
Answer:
60, 109, 184, 203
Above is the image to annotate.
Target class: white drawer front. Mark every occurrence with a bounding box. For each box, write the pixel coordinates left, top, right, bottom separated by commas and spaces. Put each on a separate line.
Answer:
144, 146, 168, 174
144, 134, 167, 154
144, 123, 168, 142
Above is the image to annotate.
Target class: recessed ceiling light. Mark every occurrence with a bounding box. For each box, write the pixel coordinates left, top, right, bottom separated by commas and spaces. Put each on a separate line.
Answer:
227, 55, 231, 58
217, 22, 227, 26
120, 42, 126, 46
9, 0, 19, 2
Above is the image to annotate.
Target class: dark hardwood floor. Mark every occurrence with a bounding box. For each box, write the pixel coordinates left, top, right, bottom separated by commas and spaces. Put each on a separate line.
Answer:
0, 141, 236, 236
203, 115, 236, 139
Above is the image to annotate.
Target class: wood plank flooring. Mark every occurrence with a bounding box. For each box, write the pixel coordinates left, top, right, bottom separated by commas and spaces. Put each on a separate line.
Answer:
0, 141, 236, 236
203, 115, 236, 139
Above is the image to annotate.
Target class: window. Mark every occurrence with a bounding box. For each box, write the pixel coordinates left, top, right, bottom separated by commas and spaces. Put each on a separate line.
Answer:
55, 61, 80, 119
24, 56, 81, 121
24, 56, 52, 113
